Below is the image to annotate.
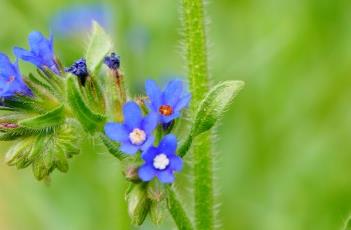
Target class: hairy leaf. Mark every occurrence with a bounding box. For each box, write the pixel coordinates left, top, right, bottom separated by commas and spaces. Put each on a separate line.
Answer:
18, 104, 65, 129
67, 76, 106, 133
192, 80, 244, 135
86, 21, 113, 72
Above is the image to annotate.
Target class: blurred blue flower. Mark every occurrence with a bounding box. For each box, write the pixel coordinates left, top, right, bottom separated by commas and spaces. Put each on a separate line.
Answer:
138, 134, 182, 184
145, 79, 191, 124
104, 53, 120, 70
104, 101, 158, 155
51, 4, 112, 38
0, 53, 31, 97
13, 31, 59, 74
65, 58, 88, 85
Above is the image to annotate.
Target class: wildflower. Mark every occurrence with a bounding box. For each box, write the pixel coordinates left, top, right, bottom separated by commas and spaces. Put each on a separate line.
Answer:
104, 52, 120, 70
104, 101, 158, 155
65, 58, 89, 85
13, 31, 59, 74
51, 4, 112, 38
138, 134, 182, 183
0, 53, 31, 97
145, 79, 191, 124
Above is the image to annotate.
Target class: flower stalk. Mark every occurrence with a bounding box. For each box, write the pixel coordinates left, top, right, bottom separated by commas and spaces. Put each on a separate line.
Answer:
181, 0, 214, 229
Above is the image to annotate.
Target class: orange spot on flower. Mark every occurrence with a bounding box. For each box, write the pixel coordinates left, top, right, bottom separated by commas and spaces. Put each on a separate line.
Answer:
159, 105, 173, 116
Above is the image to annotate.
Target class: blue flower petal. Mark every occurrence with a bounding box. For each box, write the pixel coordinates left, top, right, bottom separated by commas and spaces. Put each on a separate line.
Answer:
123, 101, 142, 129
159, 134, 177, 155
142, 147, 158, 163
169, 155, 183, 171
104, 122, 129, 142
138, 164, 156, 182
28, 31, 50, 57
141, 113, 158, 134
120, 142, 139, 155
174, 93, 191, 112
141, 135, 155, 151
13, 47, 42, 66
163, 79, 183, 106
0, 53, 16, 76
145, 80, 162, 110
161, 112, 180, 124
157, 169, 174, 183
0, 53, 31, 97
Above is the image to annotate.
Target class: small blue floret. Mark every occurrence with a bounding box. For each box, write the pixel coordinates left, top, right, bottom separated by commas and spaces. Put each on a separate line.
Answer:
104, 101, 158, 155
0, 53, 31, 97
13, 31, 59, 74
65, 58, 89, 85
138, 134, 183, 184
145, 79, 191, 124
104, 52, 120, 70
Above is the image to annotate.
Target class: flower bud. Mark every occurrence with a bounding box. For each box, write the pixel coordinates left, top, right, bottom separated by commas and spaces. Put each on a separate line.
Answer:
123, 164, 140, 182
147, 180, 166, 202
126, 184, 151, 225
149, 200, 164, 225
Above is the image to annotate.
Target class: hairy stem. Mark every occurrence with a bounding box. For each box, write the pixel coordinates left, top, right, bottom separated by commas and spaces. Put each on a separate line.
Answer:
167, 187, 194, 230
181, 0, 214, 229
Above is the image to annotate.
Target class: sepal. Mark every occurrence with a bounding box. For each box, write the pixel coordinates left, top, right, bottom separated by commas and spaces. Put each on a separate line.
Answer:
126, 184, 151, 226
66, 76, 106, 133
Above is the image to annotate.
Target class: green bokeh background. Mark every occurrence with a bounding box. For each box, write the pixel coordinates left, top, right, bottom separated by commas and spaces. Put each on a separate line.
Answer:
1, 0, 351, 229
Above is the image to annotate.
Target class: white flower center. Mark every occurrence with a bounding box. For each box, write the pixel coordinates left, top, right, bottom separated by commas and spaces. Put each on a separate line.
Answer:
129, 128, 146, 145
153, 154, 170, 170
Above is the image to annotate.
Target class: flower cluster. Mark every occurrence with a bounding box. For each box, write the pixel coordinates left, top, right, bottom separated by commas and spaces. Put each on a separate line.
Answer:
0, 27, 191, 187
105, 79, 190, 184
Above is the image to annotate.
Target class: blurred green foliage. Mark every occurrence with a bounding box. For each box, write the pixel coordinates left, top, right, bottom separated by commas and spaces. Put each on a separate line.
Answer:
0, 0, 351, 229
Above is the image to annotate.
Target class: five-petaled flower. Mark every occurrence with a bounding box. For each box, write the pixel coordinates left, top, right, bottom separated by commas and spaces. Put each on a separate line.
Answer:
145, 79, 191, 124
65, 58, 89, 85
0, 53, 31, 97
13, 31, 59, 74
104, 52, 120, 70
104, 101, 158, 155
138, 134, 182, 184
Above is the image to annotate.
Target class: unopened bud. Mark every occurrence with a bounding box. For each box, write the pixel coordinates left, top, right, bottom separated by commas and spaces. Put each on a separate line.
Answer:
147, 180, 166, 202
123, 164, 140, 182
126, 184, 151, 225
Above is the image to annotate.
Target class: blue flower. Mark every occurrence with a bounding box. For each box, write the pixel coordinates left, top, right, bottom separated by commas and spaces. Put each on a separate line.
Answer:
65, 58, 89, 85
13, 31, 59, 74
51, 4, 112, 38
0, 53, 31, 97
104, 53, 120, 70
104, 101, 158, 155
145, 79, 191, 124
138, 134, 182, 184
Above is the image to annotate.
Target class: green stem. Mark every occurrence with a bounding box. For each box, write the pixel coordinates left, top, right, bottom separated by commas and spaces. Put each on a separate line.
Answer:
181, 0, 214, 229
167, 187, 194, 230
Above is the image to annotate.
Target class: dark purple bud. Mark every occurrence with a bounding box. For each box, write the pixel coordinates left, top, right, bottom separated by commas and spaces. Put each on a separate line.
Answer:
65, 58, 89, 85
104, 52, 120, 70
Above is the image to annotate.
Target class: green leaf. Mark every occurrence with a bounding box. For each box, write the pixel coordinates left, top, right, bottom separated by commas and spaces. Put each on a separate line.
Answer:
192, 80, 245, 135
344, 217, 351, 230
18, 104, 65, 130
5, 138, 34, 166
4, 96, 46, 113
67, 76, 106, 133
178, 81, 244, 157
166, 187, 194, 230
5, 125, 80, 181
99, 133, 127, 160
86, 21, 113, 72
0, 127, 52, 141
